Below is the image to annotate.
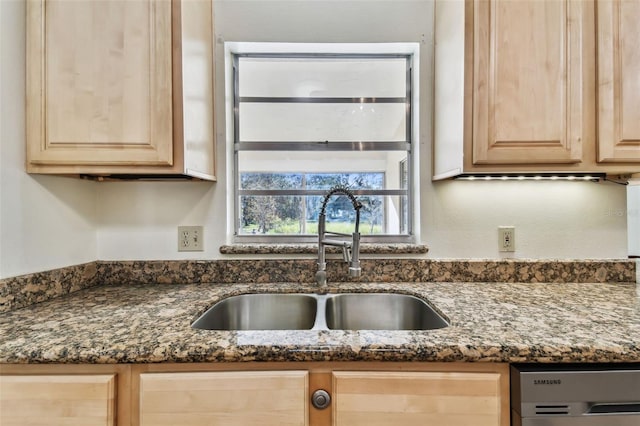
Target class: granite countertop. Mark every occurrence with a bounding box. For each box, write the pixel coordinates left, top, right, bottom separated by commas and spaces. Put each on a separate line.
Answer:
1, 280, 639, 364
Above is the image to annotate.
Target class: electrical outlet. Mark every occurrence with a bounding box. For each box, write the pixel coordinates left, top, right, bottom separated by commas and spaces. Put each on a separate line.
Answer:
498, 226, 515, 252
178, 226, 204, 252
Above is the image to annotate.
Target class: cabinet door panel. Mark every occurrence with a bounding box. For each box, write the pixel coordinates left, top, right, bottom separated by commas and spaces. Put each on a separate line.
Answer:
0, 375, 116, 426
473, 0, 585, 164
333, 371, 502, 426
139, 371, 308, 426
597, 0, 640, 163
27, 0, 173, 167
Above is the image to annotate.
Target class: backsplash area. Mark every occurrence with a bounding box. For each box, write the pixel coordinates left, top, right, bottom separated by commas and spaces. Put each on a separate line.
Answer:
0, 262, 99, 313
1, 259, 637, 313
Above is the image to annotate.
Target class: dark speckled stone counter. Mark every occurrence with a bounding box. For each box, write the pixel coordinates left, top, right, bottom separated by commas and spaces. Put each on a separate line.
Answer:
1, 281, 638, 364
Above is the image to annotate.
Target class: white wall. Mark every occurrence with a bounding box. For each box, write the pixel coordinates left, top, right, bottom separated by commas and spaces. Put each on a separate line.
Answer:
0, 0, 98, 279
426, 179, 627, 258
97, 0, 628, 260
96, 181, 219, 260
0, 0, 630, 273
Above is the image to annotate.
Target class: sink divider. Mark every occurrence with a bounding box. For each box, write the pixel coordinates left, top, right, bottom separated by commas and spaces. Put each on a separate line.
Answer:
311, 294, 330, 331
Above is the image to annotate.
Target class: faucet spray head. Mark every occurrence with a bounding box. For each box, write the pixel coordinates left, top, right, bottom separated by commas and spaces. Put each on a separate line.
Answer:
319, 184, 362, 217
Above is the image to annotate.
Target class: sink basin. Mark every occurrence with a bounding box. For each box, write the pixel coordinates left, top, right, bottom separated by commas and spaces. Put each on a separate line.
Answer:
191, 294, 317, 330
325, 293, 448, 330
192, 292, 448, 331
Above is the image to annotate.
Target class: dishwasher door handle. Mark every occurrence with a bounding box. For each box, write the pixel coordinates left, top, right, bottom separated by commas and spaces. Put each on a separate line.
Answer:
587, 402, 640, 415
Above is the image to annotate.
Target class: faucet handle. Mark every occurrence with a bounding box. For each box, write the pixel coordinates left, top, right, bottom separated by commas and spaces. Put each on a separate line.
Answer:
342, 245, 351, 263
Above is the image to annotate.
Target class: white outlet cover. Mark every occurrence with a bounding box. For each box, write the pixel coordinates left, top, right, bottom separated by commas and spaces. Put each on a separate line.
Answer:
178, 226, 204, 252
498, 226, 515, 252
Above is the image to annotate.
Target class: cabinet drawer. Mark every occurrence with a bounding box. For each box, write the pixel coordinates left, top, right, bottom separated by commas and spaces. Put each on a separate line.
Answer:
333, 371, 502, 426
139, 370, 309, 426
0, 374, 116, 426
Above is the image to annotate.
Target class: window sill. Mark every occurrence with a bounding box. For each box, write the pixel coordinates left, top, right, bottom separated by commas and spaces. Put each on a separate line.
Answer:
219, 243, 428, 255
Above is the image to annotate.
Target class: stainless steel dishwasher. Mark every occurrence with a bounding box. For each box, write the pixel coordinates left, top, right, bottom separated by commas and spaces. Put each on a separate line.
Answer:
511, 364, 640, 425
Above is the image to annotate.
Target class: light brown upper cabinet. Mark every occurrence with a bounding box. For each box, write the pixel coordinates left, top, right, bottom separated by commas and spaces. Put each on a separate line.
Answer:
433, 0, 640, 179
597, 0, 640, 163
26, 0, 216, 180
472, 0, 586, 166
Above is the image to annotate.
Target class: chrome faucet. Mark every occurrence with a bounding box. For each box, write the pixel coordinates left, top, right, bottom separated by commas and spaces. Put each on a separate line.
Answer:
315, 185, 362, 288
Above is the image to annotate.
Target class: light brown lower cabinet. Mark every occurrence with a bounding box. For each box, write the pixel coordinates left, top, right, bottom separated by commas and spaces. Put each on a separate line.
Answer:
134, 363, 509, 426
0, 374, 116, 426
0, 374, 117, 426
138, 371, 309, 426
0, 364, 131, 426
332, 371, 503, 426
0, 362, 509, 426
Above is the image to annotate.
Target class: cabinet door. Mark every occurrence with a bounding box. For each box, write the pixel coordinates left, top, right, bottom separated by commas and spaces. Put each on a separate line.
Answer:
139, 371, 309, 426
473, 0, 587, 165
597, 0, 640, 163
333, 371, 502, 426
0, 374, 116, 426
26, 0, 173, 168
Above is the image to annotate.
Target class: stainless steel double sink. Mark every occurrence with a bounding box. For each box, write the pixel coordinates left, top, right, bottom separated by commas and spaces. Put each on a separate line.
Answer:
191, 293, 449, 331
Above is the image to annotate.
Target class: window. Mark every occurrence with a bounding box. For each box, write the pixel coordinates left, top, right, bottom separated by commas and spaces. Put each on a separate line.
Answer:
233, 51, 415, 243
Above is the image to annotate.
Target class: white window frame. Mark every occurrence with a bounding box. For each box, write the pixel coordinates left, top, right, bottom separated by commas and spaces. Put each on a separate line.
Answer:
225, 43, 420, 244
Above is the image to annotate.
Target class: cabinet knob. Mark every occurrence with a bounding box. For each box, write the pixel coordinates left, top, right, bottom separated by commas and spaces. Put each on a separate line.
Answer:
311, 389, 331, 410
